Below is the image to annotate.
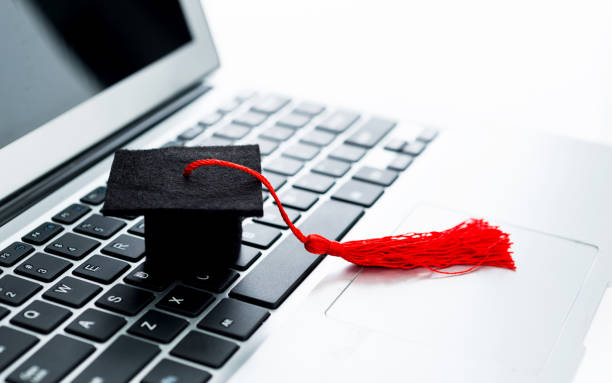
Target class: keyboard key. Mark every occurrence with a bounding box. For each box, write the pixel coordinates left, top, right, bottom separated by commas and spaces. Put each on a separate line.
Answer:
179, 125, 205, 141
96, 284, 154, 316
345, 117, 396, 148
124, 264, 173, 292
232, 111, 267, 127
279, 188, 319, 211
332, 180, 384, 207
0, 306, 7, 319
65, 308, 126, 342
401, 140, 426, 156
11, 300, 71, 334
230, 200, 363, 308
387, 154, 413, 171
276, 112, 311, 129
254, 205, 301, 229
198, 298, 269, 341
217, 99, 241, 114
264, 157, 303, 176
128, 310, 188, 343
199, 111, 223, 126
242, 222, 282, 249
15, 253, 71, 282
353, 166, 398, 186
0, 275, 42, 306
74, 214, 126, 239
384, 138, 407, 152
22, 222, 63, 246
128, 219, 146, 236
312, 158, 351, 177
45, 233, 99, 260
52, 204, 91, 224
232, 246, 262, 271
80, 186, 106, 205
214, 123, 251, 140
162, 140, 185, 148
417, 127, 439, 142
73, 336, 159, 383
0, 327, 38, 372
171, 331, 239, 368
43, 276, 102, 308
282, 143, 320, 161
260, 125, 294, 141
0, 242, 34, 267
196, 136, 233, 147
157, 285, 214, 317
251, 95, 290, 114
293, 173, 335, 194
183, 269, 239, 293
143, 359, 211, 383
74, 254, 129, 284
300, 130, 335, 147
8, 335, 94, 383
317, 110, 360, 134
262, 171, 287, 190
293, 101, 326, 116
236, 90, 256, 101
254, 138, 279, 156
329, 144, 367, 162
101, 234, 145, 261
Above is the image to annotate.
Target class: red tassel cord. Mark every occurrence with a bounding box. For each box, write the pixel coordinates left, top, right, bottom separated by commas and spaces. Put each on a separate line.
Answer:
184, 159, 516, 274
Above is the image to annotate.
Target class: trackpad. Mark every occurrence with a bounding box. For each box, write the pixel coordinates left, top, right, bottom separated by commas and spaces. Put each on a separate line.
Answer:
326, 206, 597, 374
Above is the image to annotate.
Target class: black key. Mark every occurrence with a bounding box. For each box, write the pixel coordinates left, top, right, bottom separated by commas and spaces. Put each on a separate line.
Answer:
179, 125, 205, 141
276, 112, 311, 129
96, 284, 154, 316
293, 173, 335, 194
128, 310, 188, 343
184, 269, 239, 293
101, 234, 145, 261
0, 275, 42, 306
264, 157, 303, 176
417, 127, 438, 142
22, 222, 63, 246
0, 242, 34, 267
259, 126, 294, 142
162, 140, 185, 148
254, 138, 278, 156
171, 331, 238, 368
128, 219, 146, 236
401, 140, 426, 156
388, 154, 413, 171
45, 233, 99, 260
232, 245, 261, 271
345, 117, 396, 148
353, 166, 398, 186
74, 254, 129, 284
15, 253, 71, 282
329, 144, 367, 162
312, 158, 350, 177
384, 138, 407, 152
157, 285, 214, 317
230, 200, 363, 308
293, 101, 325, 116
143, 359, 211, 383
250, 95, 290, 114
198, 298, 269, 341
253, 205, 301, 229
282, 143, 320, 161
242, 222, 282, 249
124, 264, 173, 292
279, 188, 319, 211
43, 276, 102, 308
262, 171, 287, 190
196, 135, 233, 147
232, 111, 267, 127
300, 130, 335, 147
73, 336, 160, 383
52, 204, 91, 224
0, 327, 38, 372
11, 300, 71, 334
8, 335, 94, 383
199, 111, 223, 126
80, 186, 107, 205
65, 308, 126, 342
0, 306, 7, 319
74, 214, 126, 239
332, 180, 384, 207
214, 123, 251, 140
316, 110, 360, 134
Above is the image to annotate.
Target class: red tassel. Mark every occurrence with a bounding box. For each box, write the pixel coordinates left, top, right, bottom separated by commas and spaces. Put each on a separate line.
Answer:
184, 159, 516, 275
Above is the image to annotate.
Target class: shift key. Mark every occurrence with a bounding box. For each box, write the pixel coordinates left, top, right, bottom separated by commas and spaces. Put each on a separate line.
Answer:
230, 200, 363, 308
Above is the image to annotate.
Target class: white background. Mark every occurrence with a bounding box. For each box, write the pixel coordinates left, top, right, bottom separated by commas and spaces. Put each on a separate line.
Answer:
203, 0, 612, 381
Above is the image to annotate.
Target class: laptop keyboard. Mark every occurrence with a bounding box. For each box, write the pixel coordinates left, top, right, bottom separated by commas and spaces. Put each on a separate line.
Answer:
0, 92, 437, 382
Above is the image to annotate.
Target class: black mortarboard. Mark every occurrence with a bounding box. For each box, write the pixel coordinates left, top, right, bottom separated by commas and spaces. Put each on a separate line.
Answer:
102, 145, 263, 276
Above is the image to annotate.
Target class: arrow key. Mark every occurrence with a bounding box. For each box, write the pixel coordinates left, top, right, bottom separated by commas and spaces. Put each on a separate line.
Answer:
66, 308, 127, 342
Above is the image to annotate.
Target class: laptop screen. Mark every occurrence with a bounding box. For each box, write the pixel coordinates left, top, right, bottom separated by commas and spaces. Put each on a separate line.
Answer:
0, 0, 192, 150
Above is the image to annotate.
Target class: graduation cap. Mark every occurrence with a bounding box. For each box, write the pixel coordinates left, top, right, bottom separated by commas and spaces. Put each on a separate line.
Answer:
102, 145, 263, 275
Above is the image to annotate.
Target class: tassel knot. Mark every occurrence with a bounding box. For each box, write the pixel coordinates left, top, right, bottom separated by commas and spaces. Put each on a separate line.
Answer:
305, 234, 344, 257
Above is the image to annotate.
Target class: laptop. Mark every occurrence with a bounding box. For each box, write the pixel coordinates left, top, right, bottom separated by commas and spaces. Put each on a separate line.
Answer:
1, 1, 611, 382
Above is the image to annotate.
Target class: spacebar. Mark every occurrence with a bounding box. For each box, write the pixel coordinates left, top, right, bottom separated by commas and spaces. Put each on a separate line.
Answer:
230, 200, 364, 309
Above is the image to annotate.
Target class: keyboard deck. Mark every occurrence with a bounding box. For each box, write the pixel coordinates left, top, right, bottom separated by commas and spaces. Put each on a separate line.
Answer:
0, 92, 437, 382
